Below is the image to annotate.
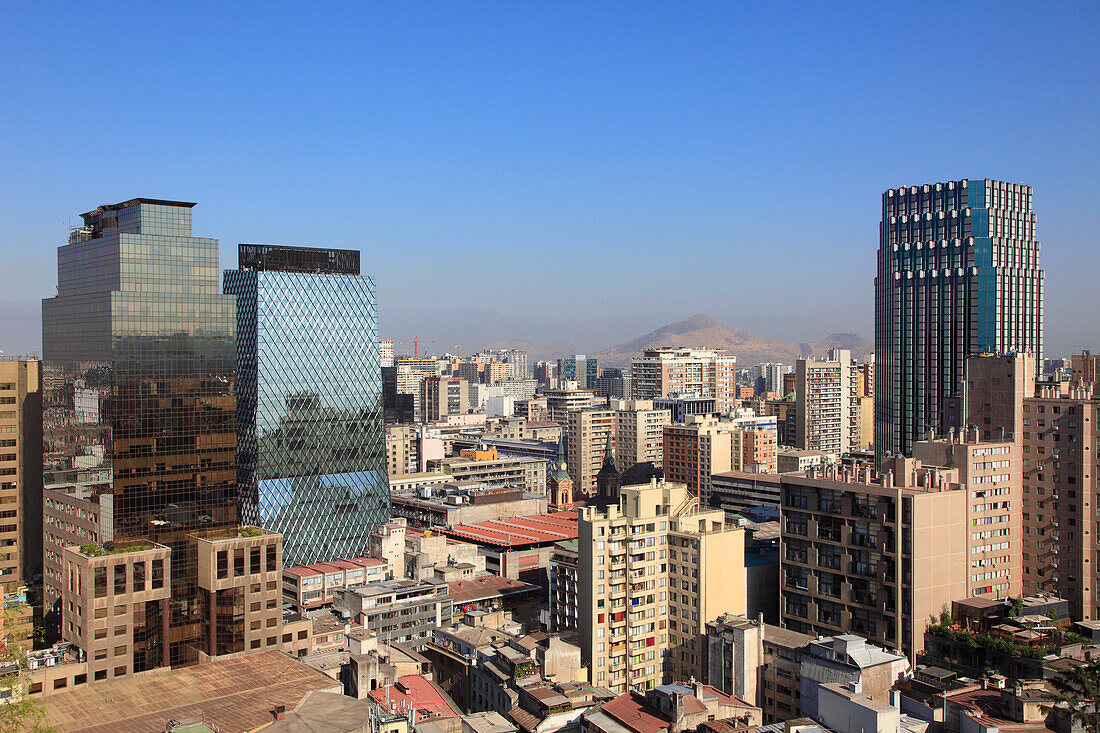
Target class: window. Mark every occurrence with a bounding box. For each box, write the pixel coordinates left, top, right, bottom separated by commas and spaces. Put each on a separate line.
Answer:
94, 670, 107, 681
152, 559, 164, 589
251, 547, 261, 574
267, 545, 277, 572
114, 564, 126, 594
217, 551, 228, 579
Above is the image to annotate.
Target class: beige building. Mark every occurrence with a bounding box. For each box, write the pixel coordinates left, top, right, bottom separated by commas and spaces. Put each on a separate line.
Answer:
57, 527, 296, 682
578, 479, 746, 693
565, 400, 671, 495
631, 348, 738, 412
779, 433, 1021, 660
0, 359, 41, 607
663, 415, 778, 502
434, 450, 547, 495
795, 349, 861, 457
546, 384, 598, 425
946, 352, 1100, 621
420, 376, 471, 422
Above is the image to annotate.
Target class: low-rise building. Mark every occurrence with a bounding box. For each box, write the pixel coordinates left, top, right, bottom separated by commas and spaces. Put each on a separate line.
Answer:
709, 471, 783, 517
283, 556, 392, 613
776, 448, 831, 474
443, 512, 580, 586
334, 579, 453, 650
392, 485, 549, 529
582, 682, 761, 733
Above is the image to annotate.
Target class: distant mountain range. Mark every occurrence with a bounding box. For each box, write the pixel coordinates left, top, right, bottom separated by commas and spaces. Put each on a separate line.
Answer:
592, 314, 873, 367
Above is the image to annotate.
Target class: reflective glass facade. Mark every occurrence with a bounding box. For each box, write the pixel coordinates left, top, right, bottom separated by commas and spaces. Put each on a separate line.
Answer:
42, 199, 239, 669
874, 180, 1044, 462
224, 245, 389, 566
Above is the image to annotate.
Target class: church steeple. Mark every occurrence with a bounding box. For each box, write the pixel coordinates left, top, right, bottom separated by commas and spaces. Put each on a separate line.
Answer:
596, 432, 621, 503
548, 436, 574, 510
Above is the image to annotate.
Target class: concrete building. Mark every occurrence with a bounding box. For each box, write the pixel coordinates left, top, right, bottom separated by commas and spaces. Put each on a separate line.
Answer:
334, 578, 453, 649
549, 539, 579, 631
546, 384, 598, 425
632, 348, 739, 413
750, 364, 793, 398
654, 394, 717, 423
709, 472, 783, 516
391, 484, 549, 529
596, 368, 632, 400
780, 434, 1021, 660
582, 683, 761, 733
705, 614, 813, 722
368, 518, 485, 581
875, 179, 1044, 463
0, 359, 41, 611
433, 450, 548, 495
565, 400, 672, 496
282, 556, 393, 613
663, 415, 778, 502
421, 376, 471, 422
796, 350, 861, 458
777, 448, 831, 474
946, 353, 1100, 621
578, 479, 746, 693
798, 635, 909, 719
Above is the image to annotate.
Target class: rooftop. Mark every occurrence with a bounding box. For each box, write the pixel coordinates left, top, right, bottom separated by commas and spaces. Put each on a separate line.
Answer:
448, 574, 540, 604
44, 651, 338, 733
368, 674, 462, 723
443, 511, 579, 548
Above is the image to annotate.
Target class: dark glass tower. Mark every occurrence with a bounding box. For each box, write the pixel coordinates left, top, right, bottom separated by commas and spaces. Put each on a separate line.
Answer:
42, 199, 239, 668
224, 244, 390, 566
874, 179, 1044, 462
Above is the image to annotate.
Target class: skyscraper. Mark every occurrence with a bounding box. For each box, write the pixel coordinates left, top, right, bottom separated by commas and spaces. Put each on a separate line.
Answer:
224, 244, 390, 566
875, 179, 1044, 461
42, 199, 248, 669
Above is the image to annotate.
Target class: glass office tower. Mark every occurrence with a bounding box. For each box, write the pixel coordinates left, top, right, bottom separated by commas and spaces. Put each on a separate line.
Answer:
42, 199, 239, 668
224, 245, 389, 566
874, 179, 1044, 462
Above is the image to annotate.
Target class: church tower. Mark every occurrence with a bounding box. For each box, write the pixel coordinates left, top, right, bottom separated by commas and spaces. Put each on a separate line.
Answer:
595, 432, 621, 504
548, 437, 574, 510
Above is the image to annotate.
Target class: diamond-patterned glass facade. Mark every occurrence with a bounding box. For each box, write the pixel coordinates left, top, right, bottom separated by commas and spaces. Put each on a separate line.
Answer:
224, 247, 389, 566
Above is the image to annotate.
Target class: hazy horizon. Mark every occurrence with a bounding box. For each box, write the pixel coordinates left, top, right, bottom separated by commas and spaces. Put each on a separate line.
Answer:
2, 3, 1097, 358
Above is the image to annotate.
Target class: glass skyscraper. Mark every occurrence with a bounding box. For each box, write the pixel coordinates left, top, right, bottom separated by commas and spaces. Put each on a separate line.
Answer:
42, 199, 239, 668
224, 244, 389, 566
874, 179, 1044, 461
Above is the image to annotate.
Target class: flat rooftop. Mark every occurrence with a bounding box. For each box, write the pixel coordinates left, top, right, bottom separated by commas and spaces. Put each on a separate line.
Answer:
45, 651, 338, 733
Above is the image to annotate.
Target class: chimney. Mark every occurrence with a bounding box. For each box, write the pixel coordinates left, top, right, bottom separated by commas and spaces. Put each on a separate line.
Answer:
272, 705, 287, 721
884, 470, 893, 488
948, 427, 956, 445
970, 426, 979, 444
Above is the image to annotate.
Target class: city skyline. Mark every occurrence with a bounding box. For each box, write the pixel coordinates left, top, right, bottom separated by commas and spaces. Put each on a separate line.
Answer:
2, 3, 1098, 357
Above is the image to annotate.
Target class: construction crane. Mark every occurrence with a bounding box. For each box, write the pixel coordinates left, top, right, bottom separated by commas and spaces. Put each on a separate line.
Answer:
395, 338, 446, 358
453, 344, 467, 357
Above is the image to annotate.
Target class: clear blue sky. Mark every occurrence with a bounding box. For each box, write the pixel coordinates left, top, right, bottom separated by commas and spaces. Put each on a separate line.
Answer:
2, 1, 1097, 354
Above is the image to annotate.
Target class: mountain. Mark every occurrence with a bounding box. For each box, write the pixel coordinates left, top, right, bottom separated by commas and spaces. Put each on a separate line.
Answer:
593, 314, 872, 367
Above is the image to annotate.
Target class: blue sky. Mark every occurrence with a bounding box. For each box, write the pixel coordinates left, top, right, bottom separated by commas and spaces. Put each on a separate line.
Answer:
2, 1, 1098, 354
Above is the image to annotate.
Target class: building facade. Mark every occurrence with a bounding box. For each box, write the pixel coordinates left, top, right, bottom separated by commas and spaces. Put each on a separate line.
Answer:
663, 415, 778, 502
875, 179, 1044, 463
224, 244, 390, 566
42, 199, 246, 668
631, 348, 738, 412
0, 359, 41, 603
795, 350, 860, 458
578, 480, 746, 693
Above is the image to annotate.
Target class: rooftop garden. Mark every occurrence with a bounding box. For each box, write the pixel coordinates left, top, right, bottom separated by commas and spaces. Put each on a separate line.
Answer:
240, 526, 264, 537
78, 541, 154, 557
926, 623, 1053, 660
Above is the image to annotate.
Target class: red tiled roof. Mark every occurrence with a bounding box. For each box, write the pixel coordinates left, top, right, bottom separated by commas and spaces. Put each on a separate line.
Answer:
369, 675, 461, 723
442, 512, 579, 548
285, 556, 382, 576
600, 692, 669, 733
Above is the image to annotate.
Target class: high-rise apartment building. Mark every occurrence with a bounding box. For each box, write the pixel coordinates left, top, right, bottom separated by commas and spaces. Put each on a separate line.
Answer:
795, 349, 860, 458
875, 180, 1044, 463
595, 368, 632, 400
664, 415, 778, 502
0, 359, 41, 604
546, 384, 598, 425
224, 244, 390, 566
578, 479, 746, 693
780, 434, 1021, 660
420, 376, 470, 422
380, 340, 395, 368
1019, 384, 1098, 620
41, 198, 277, 670
632, 348, 738, 412
565, 400, 671, 495
750, 363, 792, 397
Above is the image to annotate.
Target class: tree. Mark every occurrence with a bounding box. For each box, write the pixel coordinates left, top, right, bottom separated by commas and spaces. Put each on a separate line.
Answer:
0, 601, 51, 733
1044, 658, 1100, 733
